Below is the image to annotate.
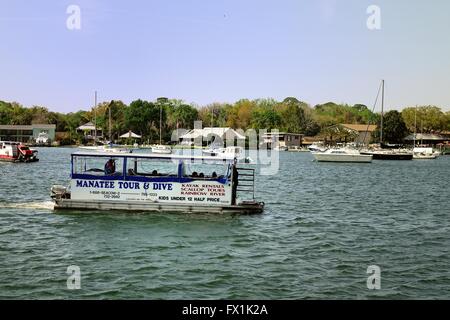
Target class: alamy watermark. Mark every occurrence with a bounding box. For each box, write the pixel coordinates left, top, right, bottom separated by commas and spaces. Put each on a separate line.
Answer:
367, 5, 381, 30
367, 265, 381, 290
67, 265, 81, 290
172, 121, 280, 176
66, 5, 81, 30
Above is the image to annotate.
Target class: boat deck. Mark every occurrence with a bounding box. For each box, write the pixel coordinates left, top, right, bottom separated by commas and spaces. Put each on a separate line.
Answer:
54, 198, 264, 214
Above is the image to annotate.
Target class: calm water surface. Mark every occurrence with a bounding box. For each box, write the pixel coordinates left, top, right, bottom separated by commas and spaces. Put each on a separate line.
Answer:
0, 147, 449, 299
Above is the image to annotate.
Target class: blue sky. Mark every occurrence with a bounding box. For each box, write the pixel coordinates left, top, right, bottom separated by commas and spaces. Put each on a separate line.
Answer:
0, 0, 449, 112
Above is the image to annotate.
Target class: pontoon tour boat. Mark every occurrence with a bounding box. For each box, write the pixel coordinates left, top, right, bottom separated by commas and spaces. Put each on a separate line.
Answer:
50, 152, 264, 214
0, 141, 39, 162
312, 147, 373, 163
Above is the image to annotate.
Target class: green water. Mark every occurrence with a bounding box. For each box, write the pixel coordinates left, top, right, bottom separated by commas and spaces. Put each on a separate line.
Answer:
0, 148, 449, 299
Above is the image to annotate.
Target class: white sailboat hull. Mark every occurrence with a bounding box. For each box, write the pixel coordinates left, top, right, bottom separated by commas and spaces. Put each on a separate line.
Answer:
313, 153, 373, 163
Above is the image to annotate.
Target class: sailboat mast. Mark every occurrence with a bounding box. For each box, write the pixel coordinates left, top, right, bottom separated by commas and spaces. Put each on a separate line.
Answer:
210, 106, 213, 146
109, 102, 112, 142
414, 105, 417, 147
159, 104, 162, 145
94, 91, 97, 146
380, 80, 384, 144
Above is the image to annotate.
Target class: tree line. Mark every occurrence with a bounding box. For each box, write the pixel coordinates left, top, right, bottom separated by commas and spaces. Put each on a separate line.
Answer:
1, 98, 449, 145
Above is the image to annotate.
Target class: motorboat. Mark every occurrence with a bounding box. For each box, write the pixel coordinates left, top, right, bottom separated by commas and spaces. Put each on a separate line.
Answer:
287, 146, 309, 152
312, 147, 373, 163
151, 144, 172, 154
0, 141, 39, 162
308, 143, 327, 153
50, 151, 264, 214
273, 145, 288, 151
35, 132, 50, 146
413, 147, 437, 160
79, 144, 131, 154
203, 146, 245, 159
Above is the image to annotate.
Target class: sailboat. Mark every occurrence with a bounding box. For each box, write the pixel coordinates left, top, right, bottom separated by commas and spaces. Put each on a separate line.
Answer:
79, 91, 104, 151
79, 94, 131, 153
412, 106, 437, 159
151, 103, 172, 154
360, 80, 413, 160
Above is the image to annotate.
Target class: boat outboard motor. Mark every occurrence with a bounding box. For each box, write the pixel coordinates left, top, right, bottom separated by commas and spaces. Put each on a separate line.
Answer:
51, 185, 69, 200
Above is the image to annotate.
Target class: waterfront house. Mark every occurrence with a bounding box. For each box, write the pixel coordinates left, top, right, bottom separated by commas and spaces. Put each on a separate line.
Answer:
76, 122, 103, 142
179, 127, 246, 146
0, 124, 56, 143
261, 132, 304, 149
322, 124, 377, 145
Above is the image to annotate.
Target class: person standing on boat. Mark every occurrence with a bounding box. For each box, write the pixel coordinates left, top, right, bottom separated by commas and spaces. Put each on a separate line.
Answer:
231, 164, 238, 205
104, 159, 116, 175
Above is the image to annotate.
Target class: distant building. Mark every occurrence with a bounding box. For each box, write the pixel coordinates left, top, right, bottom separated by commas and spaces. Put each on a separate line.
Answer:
77, 122, 103, 141
300, 136, 323, 146
0, 124, 56, 143
179, 127, 246, 146
261, 132, 304, 148
404, 133, 448, 147
325, 124, 377, 144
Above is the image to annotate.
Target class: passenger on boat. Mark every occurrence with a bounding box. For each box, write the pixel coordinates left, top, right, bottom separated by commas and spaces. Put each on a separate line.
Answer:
104, 159, 116, 175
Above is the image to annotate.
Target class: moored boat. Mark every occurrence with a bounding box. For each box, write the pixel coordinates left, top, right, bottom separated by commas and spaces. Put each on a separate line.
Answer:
50, 151, 264, 214
203, 146, 244, 158
273, 145, 288, 151
359, 80, 413, 161
413, 147, 437, 159
0, 141, 39, 162
360, 149, 413, 160
151, 144, 172, 154
312, 147, 373, 163
308, 142, 327, 153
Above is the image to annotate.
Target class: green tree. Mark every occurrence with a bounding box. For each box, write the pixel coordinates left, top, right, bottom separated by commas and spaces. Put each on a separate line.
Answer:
171, 104, 198, 129
251, 108, 282, 130
226, 99, 257, 130
374, 110, 410, 144
125, 99, 159, 141
276, 98, 305, 133
401, 106, 446, 133
446, 111, 450, 131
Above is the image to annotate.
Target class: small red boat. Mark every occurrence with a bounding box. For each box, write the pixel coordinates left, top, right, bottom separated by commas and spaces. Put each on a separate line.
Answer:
0, 141, 39, 162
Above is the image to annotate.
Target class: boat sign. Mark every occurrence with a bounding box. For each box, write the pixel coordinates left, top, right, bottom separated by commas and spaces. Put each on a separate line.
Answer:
70, 179, 232, 205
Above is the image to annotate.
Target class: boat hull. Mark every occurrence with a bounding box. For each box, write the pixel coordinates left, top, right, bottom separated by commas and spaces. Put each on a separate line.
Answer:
361, 152, 413, 160
53, 198, 264, 214
151, 149, 172, 154
0, 155, 39, 163
313, 153, 373, 163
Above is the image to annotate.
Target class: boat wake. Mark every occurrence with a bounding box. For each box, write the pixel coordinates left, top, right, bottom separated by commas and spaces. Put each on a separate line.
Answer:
0, 201, 54, 210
